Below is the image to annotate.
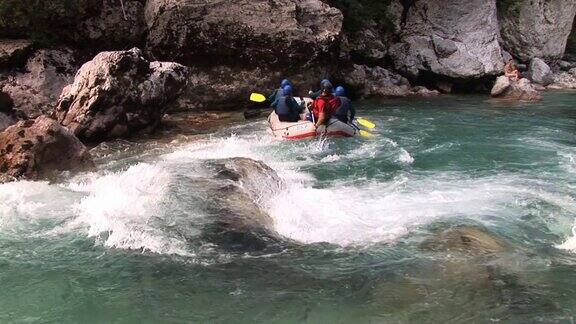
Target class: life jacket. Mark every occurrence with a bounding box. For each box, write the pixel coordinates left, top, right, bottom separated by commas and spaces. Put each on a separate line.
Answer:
335, 96, 351, 122
312, 94, 340, 118
275, 96, 291, 116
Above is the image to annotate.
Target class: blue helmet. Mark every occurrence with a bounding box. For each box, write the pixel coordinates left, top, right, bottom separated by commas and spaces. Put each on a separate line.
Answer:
335, 86, 346, 97
282, 85, 293, 95
281, 79, 292, 88
320, 79, 331, 87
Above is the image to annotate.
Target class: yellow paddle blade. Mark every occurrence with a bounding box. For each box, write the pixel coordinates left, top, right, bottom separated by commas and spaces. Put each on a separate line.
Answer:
250, 93, 267, 103
359, 130, 375, 138
357, 118, 376, 129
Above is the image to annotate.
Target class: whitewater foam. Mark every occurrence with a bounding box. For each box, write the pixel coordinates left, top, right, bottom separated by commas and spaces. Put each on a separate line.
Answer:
67, 163, 191, 255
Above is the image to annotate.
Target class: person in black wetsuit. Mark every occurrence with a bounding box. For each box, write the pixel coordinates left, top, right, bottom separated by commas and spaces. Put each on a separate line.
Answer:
271, 85, 303, 122
334, 86, 355, 123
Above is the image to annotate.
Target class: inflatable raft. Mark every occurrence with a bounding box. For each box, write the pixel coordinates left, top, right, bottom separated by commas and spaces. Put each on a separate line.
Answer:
267, 98, 358, 140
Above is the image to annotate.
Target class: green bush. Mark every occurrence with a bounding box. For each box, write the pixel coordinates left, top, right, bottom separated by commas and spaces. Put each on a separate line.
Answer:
0, 0, 96, 46
330, 0, 395, 33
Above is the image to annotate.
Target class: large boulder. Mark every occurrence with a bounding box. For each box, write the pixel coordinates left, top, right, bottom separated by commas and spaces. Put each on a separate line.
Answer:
499, 0, 576, 61
490, 76, 541, 101
2, 48, 78, 119
55, 48, 189, 142
0, 116, 93, 183
529, 58, 554, 85
145, 0, 343, 67
344, 64, 412, 98
389, 0, 504, 80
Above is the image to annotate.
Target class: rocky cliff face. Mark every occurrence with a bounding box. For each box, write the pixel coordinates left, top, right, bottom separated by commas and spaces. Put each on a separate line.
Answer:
145, 0, 343, 68
0, 0, 575, 117
499, 0, 576, 61
389, 0, 504, 81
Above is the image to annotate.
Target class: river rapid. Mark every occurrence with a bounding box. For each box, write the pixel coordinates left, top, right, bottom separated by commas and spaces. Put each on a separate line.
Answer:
2, 93, 576, 322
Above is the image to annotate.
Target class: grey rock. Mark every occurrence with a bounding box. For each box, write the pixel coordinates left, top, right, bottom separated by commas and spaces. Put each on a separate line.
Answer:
0, 116, 93, 183
491, 76, 511, 96
548, 71, 576, 89
145, 0, 343, 67
412, 86, 440, 97
491, 76, 541, 101
499, 0, 576, 61
389, 0, 504, 79
55, 48, 188, 143
529, 58, 553, 85
422, 226, 510, 254
558, 60, 576, 71
2, 48, 78, 119
0, 39, 32, 67
345, 64, 412, 98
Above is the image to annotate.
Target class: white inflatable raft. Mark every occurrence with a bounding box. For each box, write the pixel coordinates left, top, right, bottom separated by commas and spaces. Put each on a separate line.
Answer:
267, 98, 358, 140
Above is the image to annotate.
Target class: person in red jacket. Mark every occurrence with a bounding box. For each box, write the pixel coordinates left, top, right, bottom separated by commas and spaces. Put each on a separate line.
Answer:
312, 81, 340, 128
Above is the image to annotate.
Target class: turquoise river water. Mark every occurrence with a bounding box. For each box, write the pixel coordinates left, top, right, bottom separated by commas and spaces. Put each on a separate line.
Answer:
2, 93, 576, 323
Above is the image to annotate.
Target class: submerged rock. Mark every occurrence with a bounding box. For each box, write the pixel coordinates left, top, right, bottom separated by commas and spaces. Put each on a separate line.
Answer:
491, 76, 541, 101
422, 226, 510, 255
499, 0, 576, 61
389, 0, 504, 80
55, 48, 188, 143
145, 0, 343, 67
198, 157, 286, 250
529, 58, 554, 86
0, 116, 93, 183
2, 48, 78, 119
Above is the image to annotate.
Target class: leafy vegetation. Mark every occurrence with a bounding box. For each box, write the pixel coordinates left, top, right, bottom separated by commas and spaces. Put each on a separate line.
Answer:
329, 0, 395, 33
0, 0, 96, 46
496, 0, 521, 16
567, 30, 576, 56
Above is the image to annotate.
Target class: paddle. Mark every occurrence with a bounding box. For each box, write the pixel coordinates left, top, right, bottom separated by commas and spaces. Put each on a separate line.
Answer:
359, 130, 375, 138
250, 92, 267, 103
356, 118, 376, 129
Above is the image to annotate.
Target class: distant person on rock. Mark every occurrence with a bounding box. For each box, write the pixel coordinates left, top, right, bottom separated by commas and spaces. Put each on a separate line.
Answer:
268, 79, 292, 104
504, 59, 520, 82
334, 86, 355, 123
271, 85, 303, 122
309, 79, 332, 100
311, 82, 340, 128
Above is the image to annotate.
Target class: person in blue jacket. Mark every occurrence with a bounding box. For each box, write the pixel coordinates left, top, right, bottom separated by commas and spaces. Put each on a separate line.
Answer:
271, 85, 303, 122
334, 86, 355, 123
268, 79, 292, 103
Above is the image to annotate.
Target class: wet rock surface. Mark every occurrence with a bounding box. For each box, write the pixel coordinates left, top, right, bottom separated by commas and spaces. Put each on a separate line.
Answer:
491, 76, 541, 101
0, 116, 93, 183
55, 48, 188, 143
